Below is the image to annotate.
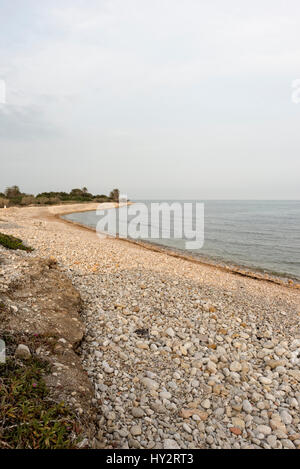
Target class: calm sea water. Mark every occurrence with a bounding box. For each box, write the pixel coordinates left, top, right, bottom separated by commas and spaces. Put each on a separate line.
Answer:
63, 201, 300, 280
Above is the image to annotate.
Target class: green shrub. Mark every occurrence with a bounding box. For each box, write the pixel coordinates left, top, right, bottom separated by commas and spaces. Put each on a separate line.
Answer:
0, 233, 33, 252
35, 197, 60, 205
44, 197, 61, 205
1, 186, 116, 206
7, 196, 22, 206
0, 357, 76, 449
21, 195, 35, 206
0, 198, 9, 208
35, 197, 48, 205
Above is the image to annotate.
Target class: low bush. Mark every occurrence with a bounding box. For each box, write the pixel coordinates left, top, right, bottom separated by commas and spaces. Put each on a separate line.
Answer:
0, 233, 33, 252
0, 357, 76, 449
20, 196, 35, 206
0, 198, 9, 208
1, 186, 119, 206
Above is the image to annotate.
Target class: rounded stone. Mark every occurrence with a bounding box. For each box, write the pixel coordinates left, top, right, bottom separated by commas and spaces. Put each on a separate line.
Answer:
202, 399, 211, 409
242, 400, 253, 413
15, 344, 31, 360
255, 425, 272, 436
131, 407, 145, 418
130, 425, 142, 436
164, 439, 180, 449
230, 361, 242, 372
280, 410, 292, 425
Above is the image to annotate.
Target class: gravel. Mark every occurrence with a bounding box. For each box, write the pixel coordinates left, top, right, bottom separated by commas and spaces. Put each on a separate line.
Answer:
1, 204, 300, 449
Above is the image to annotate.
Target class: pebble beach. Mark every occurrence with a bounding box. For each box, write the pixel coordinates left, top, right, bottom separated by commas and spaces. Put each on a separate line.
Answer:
0, 203, 300, 449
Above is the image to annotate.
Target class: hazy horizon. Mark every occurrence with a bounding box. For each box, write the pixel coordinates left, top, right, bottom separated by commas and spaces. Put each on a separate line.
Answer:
1, 1, 300, 200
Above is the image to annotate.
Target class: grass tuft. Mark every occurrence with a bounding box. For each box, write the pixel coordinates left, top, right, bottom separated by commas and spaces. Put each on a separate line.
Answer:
0, 233, 33, 252
0, 356, 78, 449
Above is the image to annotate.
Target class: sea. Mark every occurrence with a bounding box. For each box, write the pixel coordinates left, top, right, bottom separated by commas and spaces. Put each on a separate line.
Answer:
62, 200, 300, 281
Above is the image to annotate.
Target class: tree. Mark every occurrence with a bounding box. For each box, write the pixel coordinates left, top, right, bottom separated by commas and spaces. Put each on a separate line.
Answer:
5, 185, 21, 198
109, 188, 120, 202
70, 188, 83, 196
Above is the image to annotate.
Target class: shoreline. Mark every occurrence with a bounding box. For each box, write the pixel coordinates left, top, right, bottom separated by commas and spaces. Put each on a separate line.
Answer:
57, 205, 300, 290
1, 202, 299, 289
1, 202, 300, 449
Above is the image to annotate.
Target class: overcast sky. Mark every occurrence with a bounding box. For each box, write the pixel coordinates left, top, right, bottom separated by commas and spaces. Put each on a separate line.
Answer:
0, 0, 300, 199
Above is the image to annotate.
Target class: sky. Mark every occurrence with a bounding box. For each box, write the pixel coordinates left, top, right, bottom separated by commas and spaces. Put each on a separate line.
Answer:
0, 0, 300, 199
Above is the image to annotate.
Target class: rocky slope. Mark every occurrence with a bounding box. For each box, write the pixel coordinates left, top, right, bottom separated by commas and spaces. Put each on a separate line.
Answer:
0, 244, 98, 448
